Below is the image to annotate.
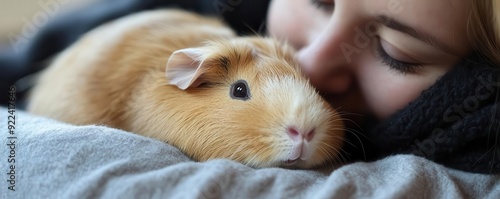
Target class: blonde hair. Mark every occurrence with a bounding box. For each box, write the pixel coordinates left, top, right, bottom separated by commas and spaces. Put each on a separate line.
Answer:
467, 0, 500, 65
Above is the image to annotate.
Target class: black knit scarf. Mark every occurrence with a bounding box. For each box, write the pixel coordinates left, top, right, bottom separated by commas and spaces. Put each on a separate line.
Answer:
358, 56, 500, 174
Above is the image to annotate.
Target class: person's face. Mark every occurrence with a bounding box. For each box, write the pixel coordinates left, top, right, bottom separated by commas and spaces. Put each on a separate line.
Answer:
267, 0, 470, 120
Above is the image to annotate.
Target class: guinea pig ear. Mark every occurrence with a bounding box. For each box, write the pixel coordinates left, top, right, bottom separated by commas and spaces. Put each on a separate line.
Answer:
165, 48, 209, 90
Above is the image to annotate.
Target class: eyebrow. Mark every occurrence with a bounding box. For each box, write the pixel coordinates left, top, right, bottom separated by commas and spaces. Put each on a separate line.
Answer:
375, 15, 457, 55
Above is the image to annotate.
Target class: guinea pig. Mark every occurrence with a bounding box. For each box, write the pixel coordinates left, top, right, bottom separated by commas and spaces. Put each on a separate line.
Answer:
27, 9, 344, 169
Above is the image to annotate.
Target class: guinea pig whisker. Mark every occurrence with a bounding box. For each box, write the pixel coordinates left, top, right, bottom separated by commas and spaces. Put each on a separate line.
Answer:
328, 128, 362, 146
342, 129, 365, 146
344, 126, 372, 141
328, 118, 349, 124
341, 129, 367, 160
335, 110, 365, 118
324, 134, 344, 141
322, 141, 347, 164
336, 148, 350, 164
331, 106, 343, 113
317, 145, 340, 168
337, 117, 365, 132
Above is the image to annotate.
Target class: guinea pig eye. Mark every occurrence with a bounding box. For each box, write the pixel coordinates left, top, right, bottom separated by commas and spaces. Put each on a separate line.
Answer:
230, 80, 250, 100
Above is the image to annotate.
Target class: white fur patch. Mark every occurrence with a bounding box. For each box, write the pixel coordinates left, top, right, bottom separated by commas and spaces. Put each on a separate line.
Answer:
261, 75, 332, 163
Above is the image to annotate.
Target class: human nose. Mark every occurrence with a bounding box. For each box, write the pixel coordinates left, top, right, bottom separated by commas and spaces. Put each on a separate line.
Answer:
297, 18, 356, 94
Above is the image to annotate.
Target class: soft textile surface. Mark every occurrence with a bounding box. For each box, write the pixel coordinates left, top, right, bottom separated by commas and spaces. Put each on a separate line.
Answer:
1, 108, 499, 199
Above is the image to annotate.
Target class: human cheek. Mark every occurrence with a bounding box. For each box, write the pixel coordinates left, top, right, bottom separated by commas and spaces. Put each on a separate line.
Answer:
358, 56, 431, 119
267, 0, 305, 48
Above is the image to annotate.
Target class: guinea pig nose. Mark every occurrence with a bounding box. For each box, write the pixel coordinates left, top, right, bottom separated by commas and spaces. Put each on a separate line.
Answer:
286, 127, 316, 142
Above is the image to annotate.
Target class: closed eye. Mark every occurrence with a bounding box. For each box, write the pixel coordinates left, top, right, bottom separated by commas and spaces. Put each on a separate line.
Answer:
375, 37, 423, 74
310, 0, 334, 12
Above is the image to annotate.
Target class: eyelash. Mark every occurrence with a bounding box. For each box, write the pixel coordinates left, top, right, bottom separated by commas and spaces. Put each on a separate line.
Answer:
311, 1, 421, 75
375, 37, 423, 74
311, 0, 334, 11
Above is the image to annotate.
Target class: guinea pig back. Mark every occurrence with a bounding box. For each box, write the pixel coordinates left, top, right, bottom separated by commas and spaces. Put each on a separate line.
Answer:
27, 9, 344, 169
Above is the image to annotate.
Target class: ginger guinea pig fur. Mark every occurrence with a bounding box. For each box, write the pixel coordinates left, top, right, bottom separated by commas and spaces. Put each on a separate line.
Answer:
27, 9, 344, 169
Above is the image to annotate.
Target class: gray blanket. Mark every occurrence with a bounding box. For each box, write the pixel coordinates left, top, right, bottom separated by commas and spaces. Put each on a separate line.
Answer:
1, 107, 499, 199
